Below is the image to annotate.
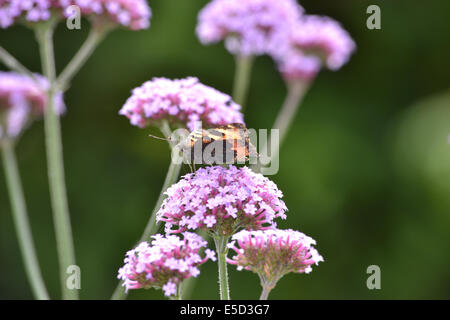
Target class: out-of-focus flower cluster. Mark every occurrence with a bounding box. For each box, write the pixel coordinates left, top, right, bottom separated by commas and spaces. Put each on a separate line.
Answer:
117, 232, 216, 297
119, 77, 244, 131
196, 0, 303, 57
0, 0, 151, 30
61, 0, 151, 30
157, 165, 287, 237
197, 0, 355, 81
275, 15, 356, 81
0, 71, 65, 139
0, 0, 53, 28
227, 229, 324, 283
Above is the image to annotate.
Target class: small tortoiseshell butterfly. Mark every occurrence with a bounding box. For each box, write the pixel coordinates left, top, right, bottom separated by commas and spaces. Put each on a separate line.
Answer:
149, 123, 258, 172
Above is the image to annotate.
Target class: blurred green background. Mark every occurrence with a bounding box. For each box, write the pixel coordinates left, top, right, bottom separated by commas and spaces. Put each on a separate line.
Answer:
1, 0, 449, 299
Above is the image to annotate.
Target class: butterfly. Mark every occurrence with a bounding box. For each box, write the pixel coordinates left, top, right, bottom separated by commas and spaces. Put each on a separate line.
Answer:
149, 123, 258, 172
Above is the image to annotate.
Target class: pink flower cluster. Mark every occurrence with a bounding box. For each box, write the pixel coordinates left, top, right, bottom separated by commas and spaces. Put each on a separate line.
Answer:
157, 165, 287, 237
0, 71, 65, 138
0, 0, 151, 30
196, 0, 355, 81
119, 77, 244, 131
227, 229, 324, 282
196, 0, 304, 56
0, 0, 53, 28
117, 232, 216, 297
274, 15, 356, 81
61, 0, 151, 30
283, 15, 356, 73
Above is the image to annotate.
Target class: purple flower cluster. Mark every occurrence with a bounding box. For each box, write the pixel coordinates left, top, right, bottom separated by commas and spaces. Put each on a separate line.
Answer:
117, 232, 216, 297
157, 165, 287, 237
227, 229, 323, 282
196, 1, 355, 81
0, 0, 54, 28
274, 15, 356, 81
290, 15, 356, 70
0, 71, 65, 138
119, 77, 244, 131
196, 0, 304, 56
61, 0, 151, 30
0, 0, 151, 30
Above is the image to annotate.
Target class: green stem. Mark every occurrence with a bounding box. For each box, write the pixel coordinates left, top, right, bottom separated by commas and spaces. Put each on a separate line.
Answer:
56, 27, 108, 91
253, 79, 310, 173
214, 235, 231, 300
140, 161, 182, 242
176, 282, 183, 300
111, 122, 182, 300
0, 46, 40, 84
35, 21, 78, 300
232, 55, 254, 110
1, 139, 49, 300
259, 285, 272, 300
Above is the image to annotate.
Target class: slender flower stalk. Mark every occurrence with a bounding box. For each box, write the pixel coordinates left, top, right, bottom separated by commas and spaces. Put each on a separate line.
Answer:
259, 282, 275, 300
214, 235, 231, 300
232, 55, 254, 109
139, 121, 181, 243
112, 122, 181, 300
271, 79, 310, 150
56, 27, 109, 91
253, 79, 310, 172
35, 20, 78, 300
0, 139, 49, 300
172, 283, 183, 300
0, 47, 39, 84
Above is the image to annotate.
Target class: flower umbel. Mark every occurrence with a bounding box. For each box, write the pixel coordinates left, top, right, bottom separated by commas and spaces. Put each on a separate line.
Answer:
196, 0, 303, 57
291, 15, 355, 71
275, 14, 355, 81
227, 228, 324, 296
62, 0, 151, 30
119, 77, 244, 131
0, 0, 151, 30
0, 71, 65, 139
157, 165, 287, 237
117, 232, 216, 297
0, 0, 54, 28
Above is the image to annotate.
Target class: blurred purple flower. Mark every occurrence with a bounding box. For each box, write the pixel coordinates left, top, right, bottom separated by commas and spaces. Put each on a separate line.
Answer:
0, 0, 53, 28
119, 77, 244, 131
274, 15, 355, 80
0, 0, 151, 30
61, 0, 151, 30
196, 0, 303, 57
117, 232, 215, 297
157, 165, 287, 237
227, 229, 324, 284
0, 71, 65, 138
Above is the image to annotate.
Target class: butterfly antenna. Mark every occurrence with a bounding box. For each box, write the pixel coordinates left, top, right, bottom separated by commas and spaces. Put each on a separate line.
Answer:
148, 134, 172, 142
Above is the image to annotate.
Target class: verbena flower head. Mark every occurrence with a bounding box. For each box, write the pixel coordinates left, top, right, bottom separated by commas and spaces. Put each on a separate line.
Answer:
0, 0, 53, 28
273, 15, 355, 81
119, 77, 244, 131
196, 0, 304, 56
289, 15, 355, 71
228, 229, 324, 286
117, 232, 216, 297
276, 52, 322, 82
0, 71, 65, 139
62, 0, 151, 30
0, 0, 151, 30
157, 165, 287, 237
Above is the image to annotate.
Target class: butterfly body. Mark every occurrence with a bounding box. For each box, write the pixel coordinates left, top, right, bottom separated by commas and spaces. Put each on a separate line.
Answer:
150, 123, 258, 171
179, 123, 257, 165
